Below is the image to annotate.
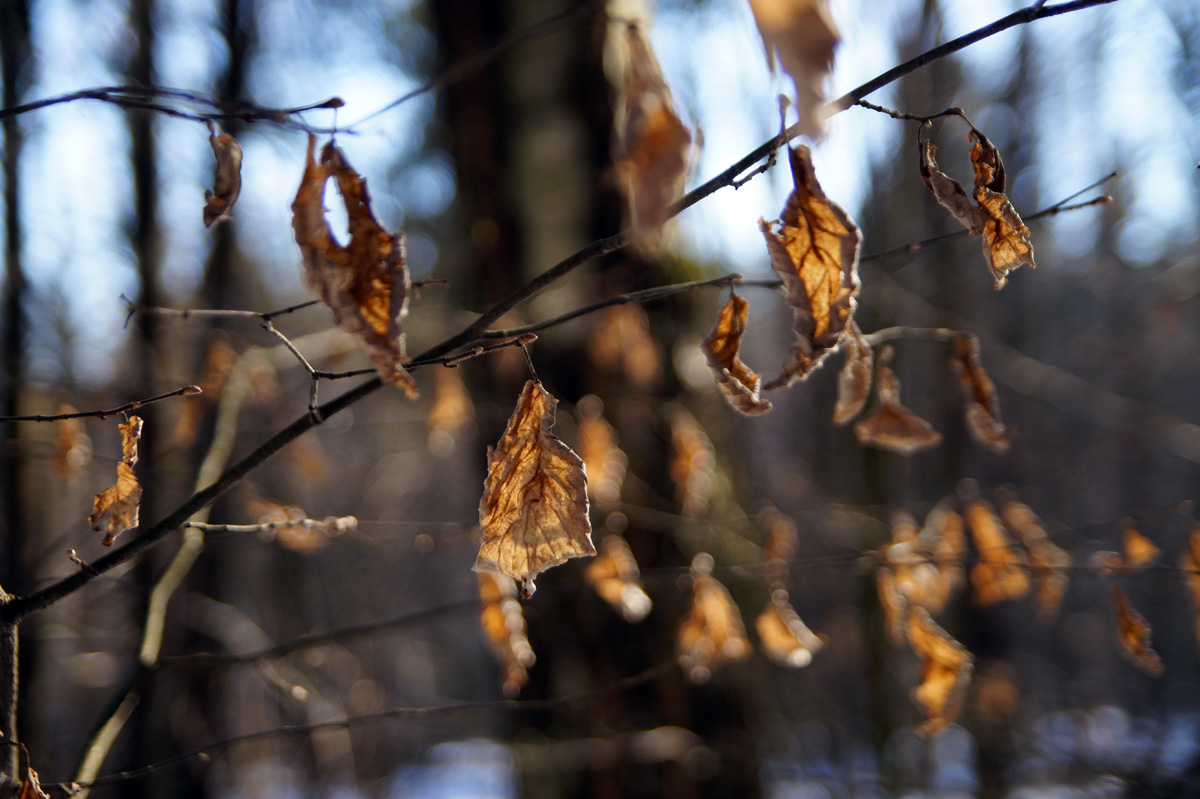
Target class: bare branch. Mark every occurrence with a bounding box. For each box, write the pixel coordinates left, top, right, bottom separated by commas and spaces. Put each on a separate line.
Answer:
0, 385, 201, 423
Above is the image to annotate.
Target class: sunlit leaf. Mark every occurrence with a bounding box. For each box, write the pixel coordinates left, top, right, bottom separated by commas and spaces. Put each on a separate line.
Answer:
678, 554, 750, 684
576, 395, 627, 508
953, 334, 1013, 452
759, 504, 798, 587
668, 408, 716, 518
703, 294, 772, 416
89, 416, 143, 547
203, 122, 243, 227
1001, 501, 1069, 620
924, 505, 966, 596
746, 0, 840, 139
585, 534, 652, 622
1121, 524, 1160, 570
883, 510, 952, 619
292, 135, 416, 395
906, 606, 974, 735
756, 589, 824, 668
854, 352, 942, 455
478, 572, 536, 697
877, 568, 907, 646
832, 320, 872, 425
427, 367, 475, 457
966, 500, 1029, 605
588, 305, 661, 390
475, 380, 594, 597
762, 146, 861, 389
1112, 585, 1164, 676
17, 762, 49, 799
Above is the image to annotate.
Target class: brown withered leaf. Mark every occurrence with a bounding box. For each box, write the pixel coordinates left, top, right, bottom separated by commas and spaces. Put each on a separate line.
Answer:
478, 572, 536, 697
668, 408, 716, 518
89, 416, 144, 546
854, 354, 942, 455
703, 294, 772, 416
1001, 501, 1069, 620
1112, 585, 1164, 676
884, 510, 952, 618
833, 320, 872, 425
906, 607, 974, 735
585, 534, 652, 622
877, 568, 907, 646
17, 762, 50, 799
762, 146, 862, 389
953, 334, 1013, 452
576, 396, 627, 508
588, 304, 661, 389
919, 140, 984, 233
1122, 524, 1161, 570
966, 500, 1029, 605
678, 555, 751, 684
924, 505, 966, 596
1180, 528, 1200, 646
614, 23, 692, 251
756, 590, 824, 668
746, 0, 840, 139
475, 380, 594, 597
292, 135, 416, 395
203, 122, 243, 227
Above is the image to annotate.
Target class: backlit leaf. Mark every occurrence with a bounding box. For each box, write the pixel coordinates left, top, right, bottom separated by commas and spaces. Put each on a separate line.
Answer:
756, 589, 824, 668
585, 534, 652, 622
746, 0, 840, 139
478, 572, 536, 697
203, 122, 243, 227
924, 505, 966, 596
588, 305, 661, 389
576, 395, 627, 508
703, 294, 772, 416
832, 320, 872, 425
1112, 585, 1164, 676
906, 607, 974, 735
953, 334, 1013, 452
854, 354, 942, 455
966, 500, 1029, 605
877, 568, 907, 646
1001, 501, 1069, 620
1121, 524, 1160, 569
668, 408, 716, 518
53, 407, 92, 476
89, 416, 143, 547
759, 504, 798, 587
475, 380, 594, 597
762, 146, 861, 389
678, 554, 750, 684
292, 135, 416, 395
427, 367, 474, 457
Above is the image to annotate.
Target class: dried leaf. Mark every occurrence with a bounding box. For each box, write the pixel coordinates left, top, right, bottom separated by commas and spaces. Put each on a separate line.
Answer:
614, 23, 693, 251
953, 334, 1013, 452
924, 505, 966, 596
1180, 528, 1200, 646
588, 305, 661, 389
479, 572, 536, 697
746, 0, 840, 139
906, 607, 974, 735
53, 407, 92, 476
762, 146, 861, 389
292, 135, 416, 395
17, 763, 50, 799
832, 320, 872, 425
585, 534, 652, 622
475, 380, 594, 597
576, 396, 628, 508
966, 500, 1029, 605
756, 590, 824, 668
884, 510, 952, 617
89, 416, 143, 546
427, 367, 474, 456
678, 555, 751, 684
203, 123, 243, 227
1112, 585, 1164, 676
877, 568, 907, 646
703, 294, 772, 416
1122, 524, 1161, 569
1001, 501, 1069, 620
853, 358, 942, 455
668, 408, 716, 518
919, 140, 985, 234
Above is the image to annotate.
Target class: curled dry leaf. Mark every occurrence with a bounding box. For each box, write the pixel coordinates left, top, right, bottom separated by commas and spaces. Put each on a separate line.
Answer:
614, 23, 692, 251
746, 0, 840, 139
478, 572, 536, 697
678, 556, 751, 684
89, 416, 144, 547
203, 123, 243, 227
853, 356, 942, 455
953, 334, 1013, 452
703, 294, 772, 416
762, 146, 861, 389
906, 606, 974, 735
1112, 585, 1164, 676
1180, 527, 1200, 646
576, 395, 628, 508
292, 135, 416, 395
756, 589, 824, 668
584, 534, 652, 622
966, 500, 1029, 605
1001, 501, 1069, 620
1121, 524, 1161, 569
832, 320, 872, 425
475, 380, 594, 597
668, 408, 717, 518
17, 763, 50, 799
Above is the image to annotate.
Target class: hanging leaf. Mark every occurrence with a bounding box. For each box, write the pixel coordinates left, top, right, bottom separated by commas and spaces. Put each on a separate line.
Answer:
906, 607, 974, 735
478, 572, 536, 697
703, 294, 772, 416
677, 554, 751, 684
292, 135, 416, 395
17, 762, 50, 799
1121, 523, 1161, 569
203, 122, 243, 227
966, 500, 1029, 605
1180, 527, 1200, 646
762, 146, 861, 389
576, 395, 628, 508
853, 352, 942, 455
832, 320, 873, 425
475, 380, 594, 597
756, 589, 824, 668
89, 416, 144, 547
584, 533, 652, 622
885, 510, 952, 617
1112, 585, 1164, 676
953, 334, 1013, 452
1001, 501, 1069, 620
746, 0, 840, 139
614, 23, 693, 251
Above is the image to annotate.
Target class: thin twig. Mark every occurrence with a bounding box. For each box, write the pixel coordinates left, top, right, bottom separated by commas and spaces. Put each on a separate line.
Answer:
0, 385, 201, 423
854, 99, 965, 124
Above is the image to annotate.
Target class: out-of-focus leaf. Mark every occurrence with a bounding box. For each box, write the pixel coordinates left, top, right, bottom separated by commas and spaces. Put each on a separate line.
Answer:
585, 534, 652, 622
966, 500, 1029, 605
668, 408, 716, 518
832, 321, 872, 425
588, 305, 661, 390
885, 510, 952, 618
906, 607, 974, 735
703, 294, 772, 416
53, 406, 92, 476
1001, 501, 1069, 620
953, 334, 1013, 452
427, 367, 475, 457
203, 123, 243, 227
759, 504, 798, 587
292, 135, 416, 394
89, 416, 144, 547
678, 554, 750, 684
1112, 585, 1164, 676
924, 505, 966, 596
756, 589, 824, 668
1180, 527, 1200, 646
761, 146, 861, 389
1121, 524, 1160, 569
576, 395, 627, 508
854, 353, 942, 455
746, 0, 840, 139
475, 380, 594, 597
877, 568, 907, 646
478, 572, 536, 697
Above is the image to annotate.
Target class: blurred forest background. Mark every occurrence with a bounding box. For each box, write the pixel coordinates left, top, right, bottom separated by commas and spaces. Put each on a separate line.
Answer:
3, 0, 1200, 796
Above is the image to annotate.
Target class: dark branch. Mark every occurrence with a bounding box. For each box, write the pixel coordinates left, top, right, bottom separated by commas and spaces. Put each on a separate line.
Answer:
0, 385, 201, 423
